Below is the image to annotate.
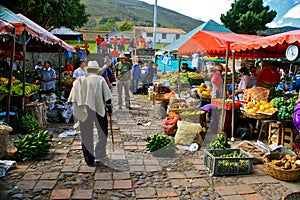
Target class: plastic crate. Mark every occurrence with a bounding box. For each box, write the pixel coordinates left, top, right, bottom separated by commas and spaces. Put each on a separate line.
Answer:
204, 148, 254, 176
188, 78, 204, 85
211, 98, 242, 110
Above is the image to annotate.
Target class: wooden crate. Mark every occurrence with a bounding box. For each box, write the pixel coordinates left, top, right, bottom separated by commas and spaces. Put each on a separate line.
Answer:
25, 102, 47, 127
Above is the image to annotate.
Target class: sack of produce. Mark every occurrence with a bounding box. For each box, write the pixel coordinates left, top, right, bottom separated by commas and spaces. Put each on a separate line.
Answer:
162, 116, 180, 136
175, 121, 202, 146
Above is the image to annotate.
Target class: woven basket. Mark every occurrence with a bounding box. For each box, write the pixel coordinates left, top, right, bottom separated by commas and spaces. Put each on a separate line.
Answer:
197, 91, 211, 99
242, 111, 273, 120
188, 75, 203, 80
0, 124, 13, 159
283, 192, 300, 200
264, 152, 300, 182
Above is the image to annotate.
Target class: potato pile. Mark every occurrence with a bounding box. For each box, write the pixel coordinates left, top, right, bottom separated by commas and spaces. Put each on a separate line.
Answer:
266, 154, 300, 170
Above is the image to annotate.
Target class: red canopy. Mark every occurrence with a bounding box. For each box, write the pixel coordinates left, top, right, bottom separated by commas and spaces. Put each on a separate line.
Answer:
16, 14, 76, 52
230, 30, 300, 58
178, 30, 262, 57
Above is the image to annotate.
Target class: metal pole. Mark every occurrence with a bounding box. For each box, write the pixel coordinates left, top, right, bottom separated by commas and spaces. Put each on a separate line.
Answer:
58, 47, 62, 99
231, 51, 235, 142
220, 44, 229, 132
21, 34, 26, 113
6, 29, 16, 123
153, 0, 157, 51
177, 55, 181, 97
109, 113, 114, 152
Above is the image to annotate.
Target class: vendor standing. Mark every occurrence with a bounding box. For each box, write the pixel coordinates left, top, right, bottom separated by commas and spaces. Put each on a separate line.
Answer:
181, 63, 196, 72
41, 60, 56, 94
256, 61, 280, 99
211, 64, 223, 98
235, 67, 252, 100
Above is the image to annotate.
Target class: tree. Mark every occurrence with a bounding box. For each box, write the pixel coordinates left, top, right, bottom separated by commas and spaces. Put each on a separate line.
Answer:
220, 0, 277, 34
118, 21, 133, 32
98, 18, 117, 31
0, 0, 90, 30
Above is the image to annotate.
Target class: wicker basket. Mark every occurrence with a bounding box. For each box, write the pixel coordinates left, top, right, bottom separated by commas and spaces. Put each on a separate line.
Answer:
264, 152, 300, 182
242, 111, 273, 120
197, 91, 211, 99
0, 124, 13, 159
283, 192, 300, 200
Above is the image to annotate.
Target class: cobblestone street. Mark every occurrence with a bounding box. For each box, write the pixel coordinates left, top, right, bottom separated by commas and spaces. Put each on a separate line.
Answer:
1, 87, 300, 200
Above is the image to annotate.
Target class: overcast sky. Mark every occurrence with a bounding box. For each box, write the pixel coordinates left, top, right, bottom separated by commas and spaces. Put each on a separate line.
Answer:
139, 0, 234, 23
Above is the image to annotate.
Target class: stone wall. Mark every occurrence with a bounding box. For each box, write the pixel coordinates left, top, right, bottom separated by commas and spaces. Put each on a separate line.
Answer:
76, 30, 110, 41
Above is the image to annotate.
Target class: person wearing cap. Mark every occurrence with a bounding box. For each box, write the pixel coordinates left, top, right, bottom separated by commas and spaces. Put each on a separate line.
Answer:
101, 59, 114, 89
40, 60, 56, 95
73, 60, 87, 79
114, 54, 132, 109
68, 60, 112, 167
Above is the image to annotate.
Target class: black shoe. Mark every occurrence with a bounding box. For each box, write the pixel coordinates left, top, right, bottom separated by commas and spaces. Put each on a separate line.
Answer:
127, 106, 133, 110
87, 162, 95, 167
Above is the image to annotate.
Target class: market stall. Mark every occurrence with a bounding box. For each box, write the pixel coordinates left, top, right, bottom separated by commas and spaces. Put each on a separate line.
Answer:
0, 5, 76, 128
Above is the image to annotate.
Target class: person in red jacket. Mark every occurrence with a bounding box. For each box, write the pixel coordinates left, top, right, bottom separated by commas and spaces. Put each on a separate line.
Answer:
112, 35, 118, 50
63, 59, 74, 72
256, 61, 281, 99
96, 35, 102, 54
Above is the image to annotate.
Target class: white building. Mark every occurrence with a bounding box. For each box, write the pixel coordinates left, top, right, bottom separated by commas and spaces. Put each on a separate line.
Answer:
132, 26, 186, 44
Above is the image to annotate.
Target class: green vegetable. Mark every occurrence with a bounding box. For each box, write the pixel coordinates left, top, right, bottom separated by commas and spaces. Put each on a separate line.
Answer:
14, 130, 52, 160
146, 133, 177, 156
207, 133, 231, 149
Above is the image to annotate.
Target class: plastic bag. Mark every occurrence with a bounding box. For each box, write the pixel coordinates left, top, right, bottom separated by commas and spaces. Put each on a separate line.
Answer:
175, 121, 202, 145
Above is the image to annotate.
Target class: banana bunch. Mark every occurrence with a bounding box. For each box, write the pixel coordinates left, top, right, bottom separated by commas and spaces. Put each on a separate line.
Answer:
14, 130, 52, 160
207, 133, 231, 149
146, 133, 177, 156
21, 114, 41, 133
10, 83, 40, 96
0, 84, 8, 92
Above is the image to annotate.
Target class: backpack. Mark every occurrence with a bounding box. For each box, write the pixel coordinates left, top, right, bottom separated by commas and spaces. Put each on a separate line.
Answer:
293, 102, 300, 132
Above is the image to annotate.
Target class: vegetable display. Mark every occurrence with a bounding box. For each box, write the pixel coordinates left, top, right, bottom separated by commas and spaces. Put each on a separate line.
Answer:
146, 133, 177, 156
207, 133, 231, 149
20, 114, 41, 133
273, 96, 297, 120
14, 130, 52, 160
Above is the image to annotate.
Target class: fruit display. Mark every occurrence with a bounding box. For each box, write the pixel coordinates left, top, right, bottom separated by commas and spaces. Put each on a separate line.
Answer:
181, 110, 205, 115
187, 72, 203, 78
273, 96, 297, 120
242, 100, 277, 115
20, 114, 41, 133
0, 82, 40, 96
13, 130, 52, 160
160, 72, 189, 86
197, 83, 212, 97
207, 133, 231, 149
146, 133, 177, 156
204, 148, 253, 176
61, 71, 73, 86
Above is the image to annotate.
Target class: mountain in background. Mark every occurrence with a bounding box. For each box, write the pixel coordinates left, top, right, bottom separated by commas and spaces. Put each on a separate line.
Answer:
81, 0, 203, 32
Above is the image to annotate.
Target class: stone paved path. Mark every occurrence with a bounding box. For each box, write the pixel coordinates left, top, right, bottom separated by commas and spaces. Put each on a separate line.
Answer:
1, 87, 300, 200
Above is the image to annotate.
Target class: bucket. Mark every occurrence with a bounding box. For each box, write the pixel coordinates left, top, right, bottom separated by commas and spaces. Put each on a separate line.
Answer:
163, 80, 170, 87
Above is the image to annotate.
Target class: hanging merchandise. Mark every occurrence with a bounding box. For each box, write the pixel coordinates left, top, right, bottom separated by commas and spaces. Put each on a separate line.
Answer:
65, 50, 72, 58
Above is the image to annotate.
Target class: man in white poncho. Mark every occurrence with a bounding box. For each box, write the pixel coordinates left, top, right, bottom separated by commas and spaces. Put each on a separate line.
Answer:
68, 61, 112, 167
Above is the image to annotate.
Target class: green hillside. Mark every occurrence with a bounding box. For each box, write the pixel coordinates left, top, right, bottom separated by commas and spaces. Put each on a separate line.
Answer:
81, 0, 203, 32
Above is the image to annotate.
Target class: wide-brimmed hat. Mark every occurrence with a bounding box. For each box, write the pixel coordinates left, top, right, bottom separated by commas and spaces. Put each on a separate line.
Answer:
118, 54, 127, 59
84, 60, 101, 71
